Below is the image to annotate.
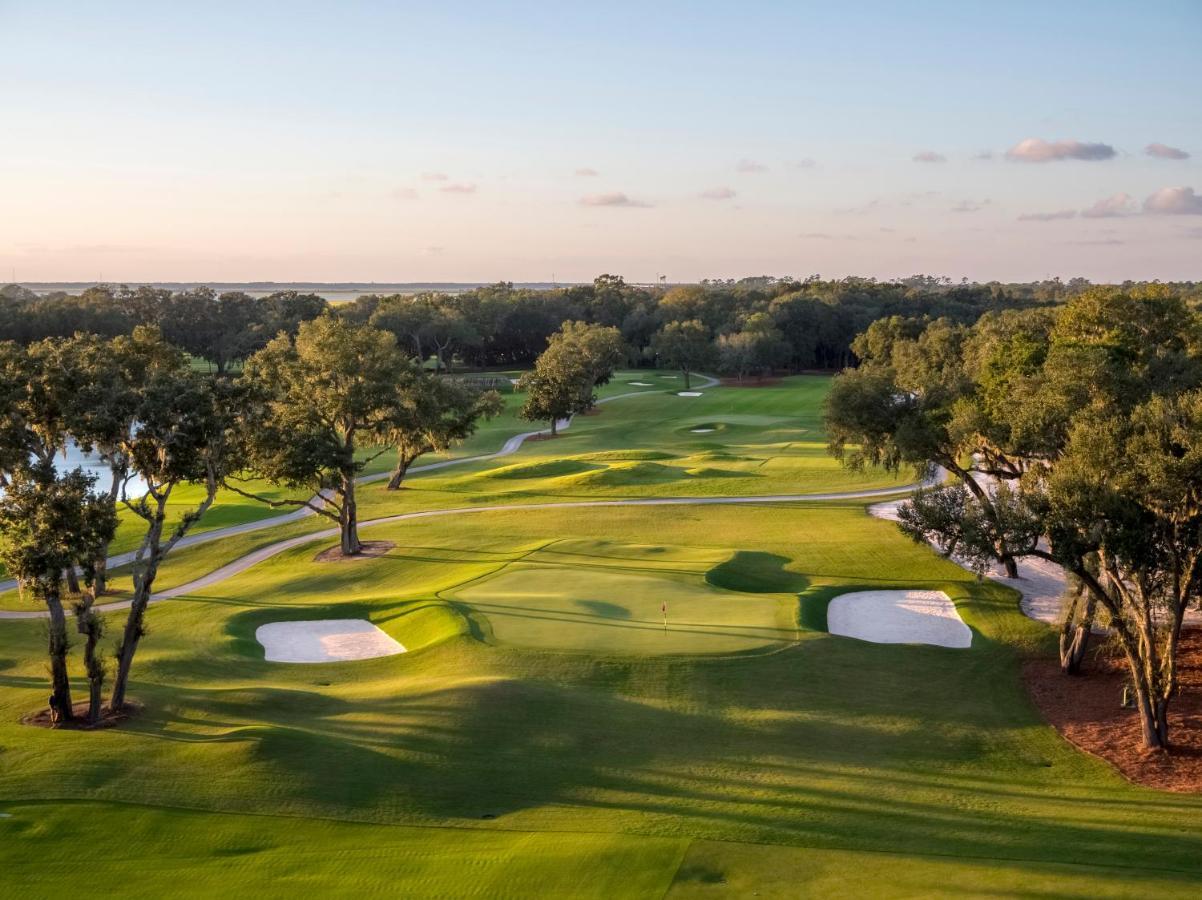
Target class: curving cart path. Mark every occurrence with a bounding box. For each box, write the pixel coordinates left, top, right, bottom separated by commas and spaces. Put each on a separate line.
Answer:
0, 374, 944, 620
0, 377, 716, 599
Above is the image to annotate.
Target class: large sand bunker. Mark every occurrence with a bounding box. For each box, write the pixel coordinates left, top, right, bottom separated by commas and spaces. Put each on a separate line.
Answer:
827, 589, 971, 648
256, 619, 406, 663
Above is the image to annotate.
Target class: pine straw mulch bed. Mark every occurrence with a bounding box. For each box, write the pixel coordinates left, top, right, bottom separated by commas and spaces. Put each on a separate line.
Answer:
313, 541, 396, 563
1023, 628, 1202, 792
23, 700, 141, 730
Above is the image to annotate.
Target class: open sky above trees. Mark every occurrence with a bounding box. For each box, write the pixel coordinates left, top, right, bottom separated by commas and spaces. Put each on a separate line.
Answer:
1, 1, 1199, 284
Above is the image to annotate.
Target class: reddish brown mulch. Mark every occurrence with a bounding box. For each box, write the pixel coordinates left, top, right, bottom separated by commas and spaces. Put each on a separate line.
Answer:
719, 376, 783, 388
1023, 629, 1202, 792
22, 700, 140, 730
525, 432, 560, 442
313, 540, 396, 563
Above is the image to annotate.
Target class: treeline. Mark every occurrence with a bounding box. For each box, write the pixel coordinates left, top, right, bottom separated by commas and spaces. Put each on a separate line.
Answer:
11, 275, 1198, 374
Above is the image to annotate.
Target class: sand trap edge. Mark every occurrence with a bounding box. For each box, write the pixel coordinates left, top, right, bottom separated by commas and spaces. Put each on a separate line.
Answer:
256, 619, 407, 663
827, 589, 971, 649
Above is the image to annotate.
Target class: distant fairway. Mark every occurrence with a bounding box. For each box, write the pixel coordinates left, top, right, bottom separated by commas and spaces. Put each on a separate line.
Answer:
447, 540, 797, 655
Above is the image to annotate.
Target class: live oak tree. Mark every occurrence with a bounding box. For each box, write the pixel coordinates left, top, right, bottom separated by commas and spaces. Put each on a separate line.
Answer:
717, 313, 789, 383
61, 328, 183, 595
383, 373, 503, 490
109, 370, 237, 711
230, 317, 409, 556
0, 465, 115, 724
553, 321, 626, 395
651, 319, 713, 390
830, 286, 1202, 747
517, 321, 624, 433
914, 394, 1202, 748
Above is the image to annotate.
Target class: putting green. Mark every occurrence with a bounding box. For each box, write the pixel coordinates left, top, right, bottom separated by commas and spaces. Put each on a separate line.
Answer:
447, 540, 798, 655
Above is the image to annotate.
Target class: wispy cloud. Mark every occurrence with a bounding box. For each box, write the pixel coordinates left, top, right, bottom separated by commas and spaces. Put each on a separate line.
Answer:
736, 158, 768, 173
972, 150, 993, 161
391, 187, 418, 201
912, 151, 946, 163
799, 232, 856, 240
1144, 186, 1202, 215
421, 172, 449, 181
575, 167, 599, 176
1018, 209, 1077, 222
1146, 143, 1190, 160
699, 186, 737, 200
1081, 192, 1136, 218
951, 199, 989, 213
1005, 138, 1116, 162
579, 192, 651, 208
418, 245, 444, 256
789, 158, 817, 169
439, 183, 477, 194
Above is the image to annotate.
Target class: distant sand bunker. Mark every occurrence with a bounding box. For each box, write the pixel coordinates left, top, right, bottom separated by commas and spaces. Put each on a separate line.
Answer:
827, 590, 971, 648
628, 381, 653, 386
678, 392, 703, 397
256, 619, 406, 663
691, 428, 715, 433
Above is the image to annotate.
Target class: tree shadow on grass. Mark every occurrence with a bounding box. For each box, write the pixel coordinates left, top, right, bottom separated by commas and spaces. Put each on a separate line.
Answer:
706, 551, 809, 594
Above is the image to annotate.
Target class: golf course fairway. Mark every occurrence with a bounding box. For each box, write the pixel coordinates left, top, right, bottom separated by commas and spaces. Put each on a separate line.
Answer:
1, 376, 1200, 897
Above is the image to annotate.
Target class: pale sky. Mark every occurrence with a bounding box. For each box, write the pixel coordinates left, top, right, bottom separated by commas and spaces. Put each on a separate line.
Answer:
2, 1, 1200, 284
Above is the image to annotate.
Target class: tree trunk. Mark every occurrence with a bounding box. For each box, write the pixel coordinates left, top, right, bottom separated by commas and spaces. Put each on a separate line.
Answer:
682, 368, 691, 390
76, 605, 105, 724
110, 512, 165, 712
109, 565, 153, 711
1059, 590, 1097, 675
1132, 680, 1168, 750
385, 454, 415, 491
1000, 553, 1018, 578
550, 418, 558, 436
339, 476, 361, 555
64, 566, 81, 595
45, 585, 73, 723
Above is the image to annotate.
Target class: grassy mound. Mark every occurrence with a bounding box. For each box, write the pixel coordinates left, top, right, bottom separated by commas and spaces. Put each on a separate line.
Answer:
565, 461, 689, 487
484, 459, 601, 479
582, 449, 679, 462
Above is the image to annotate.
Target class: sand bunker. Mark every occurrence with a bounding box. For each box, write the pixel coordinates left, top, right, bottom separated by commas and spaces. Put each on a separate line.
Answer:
678, 391, 703, 397
628, 381, 653, 386
256, 619, 406, 663
691, 428, 715, 433
827, 590, 971, 648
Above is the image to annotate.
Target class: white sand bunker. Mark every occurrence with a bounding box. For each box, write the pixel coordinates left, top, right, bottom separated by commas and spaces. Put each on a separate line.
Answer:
256, 619, 406, 663
691, 428, 715, 433
628, 381, 653, 386
827, 590, 971, 648
678, 391, 703, 397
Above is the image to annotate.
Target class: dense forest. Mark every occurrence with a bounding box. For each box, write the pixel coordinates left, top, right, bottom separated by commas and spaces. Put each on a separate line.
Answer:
2, 276, 1200, 374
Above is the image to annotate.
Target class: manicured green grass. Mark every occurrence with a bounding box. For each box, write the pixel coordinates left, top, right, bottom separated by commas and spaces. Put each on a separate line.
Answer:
1, 375, 1199, 896
445, 538, 797, 655
0, 801, 687, 899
